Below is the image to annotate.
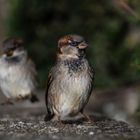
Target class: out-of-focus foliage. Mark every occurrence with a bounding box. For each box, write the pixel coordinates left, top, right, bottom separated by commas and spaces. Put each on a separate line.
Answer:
6, 0, 140, 88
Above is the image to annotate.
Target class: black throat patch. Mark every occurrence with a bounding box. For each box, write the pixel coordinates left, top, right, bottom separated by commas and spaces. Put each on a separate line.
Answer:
63, 58, 86, 73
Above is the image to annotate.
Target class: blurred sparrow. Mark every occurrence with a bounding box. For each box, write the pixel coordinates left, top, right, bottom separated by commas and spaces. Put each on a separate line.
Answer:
45, 34, 94, 122
0, 38, 39, 105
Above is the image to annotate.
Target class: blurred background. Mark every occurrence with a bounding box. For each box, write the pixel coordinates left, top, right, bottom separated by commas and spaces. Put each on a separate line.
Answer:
0, 0, 140, 125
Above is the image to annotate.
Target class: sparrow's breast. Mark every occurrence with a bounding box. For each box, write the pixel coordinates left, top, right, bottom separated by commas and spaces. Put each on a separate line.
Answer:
0, 60, 35, 98
52, 60, 92, 117
59, 73, 90, 114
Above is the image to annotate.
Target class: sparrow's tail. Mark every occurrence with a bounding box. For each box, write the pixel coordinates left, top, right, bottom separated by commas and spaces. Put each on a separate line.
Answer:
30, 94, 39, 103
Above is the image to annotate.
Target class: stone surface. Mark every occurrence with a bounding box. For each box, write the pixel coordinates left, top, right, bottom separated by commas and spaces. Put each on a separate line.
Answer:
0, 93, 139, 140
0, 109, 140, 140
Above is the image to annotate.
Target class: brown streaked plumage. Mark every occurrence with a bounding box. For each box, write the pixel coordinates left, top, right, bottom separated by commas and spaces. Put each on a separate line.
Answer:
45, 34, 94, 122
58, 35, 73, 47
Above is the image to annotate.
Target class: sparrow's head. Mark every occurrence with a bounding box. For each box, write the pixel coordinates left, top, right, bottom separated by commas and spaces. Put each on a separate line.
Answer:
57, 34, 88, 59
1, 38, 26, 59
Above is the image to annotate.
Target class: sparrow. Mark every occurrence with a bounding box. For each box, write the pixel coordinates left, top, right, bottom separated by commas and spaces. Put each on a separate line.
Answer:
45, 34, 94, 122
0, 37, 39, 105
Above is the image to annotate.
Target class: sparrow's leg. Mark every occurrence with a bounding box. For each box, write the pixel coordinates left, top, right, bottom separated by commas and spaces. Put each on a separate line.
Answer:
0, 98, 14, 105
15, 94, 39, 103
44, 114, 65, 128
30, 94, 39, 103
80, 111, 94, 124
16, 95, 26, 101
56, 116, 66, 128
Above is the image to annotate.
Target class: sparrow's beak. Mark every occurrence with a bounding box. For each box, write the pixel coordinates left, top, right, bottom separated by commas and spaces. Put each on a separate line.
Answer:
78, 42, 88, 49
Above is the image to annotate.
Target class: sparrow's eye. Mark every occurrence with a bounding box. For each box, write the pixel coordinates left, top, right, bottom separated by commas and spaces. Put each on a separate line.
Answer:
68, 40, 78, 46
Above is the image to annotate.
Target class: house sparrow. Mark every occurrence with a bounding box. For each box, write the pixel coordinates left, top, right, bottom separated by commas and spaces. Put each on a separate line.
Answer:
0, 38, 39, 105
45, 34, 94, 122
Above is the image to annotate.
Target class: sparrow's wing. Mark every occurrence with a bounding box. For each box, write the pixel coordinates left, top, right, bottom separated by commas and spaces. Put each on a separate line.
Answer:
46, 72, 53, 103
89, 66, 95, 94
87, 66, 94, 98
45, 71, 54, 121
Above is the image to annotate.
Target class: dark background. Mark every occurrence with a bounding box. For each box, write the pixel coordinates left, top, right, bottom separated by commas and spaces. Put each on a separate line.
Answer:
5, 0, 140, 88
0, 0, 140, 124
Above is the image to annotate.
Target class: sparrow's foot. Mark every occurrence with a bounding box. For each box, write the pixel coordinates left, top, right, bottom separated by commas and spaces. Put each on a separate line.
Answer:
30, 94, 39, 103
45, 115, 65, 127
55, 116, 66, 128
81, 113, 94, 124
16, 95, 27, 101
0, 99, 14, 105
15, 94, 38, 102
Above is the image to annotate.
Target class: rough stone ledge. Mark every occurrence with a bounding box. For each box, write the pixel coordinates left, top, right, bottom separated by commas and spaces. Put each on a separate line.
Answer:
0, 114, 139, 140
